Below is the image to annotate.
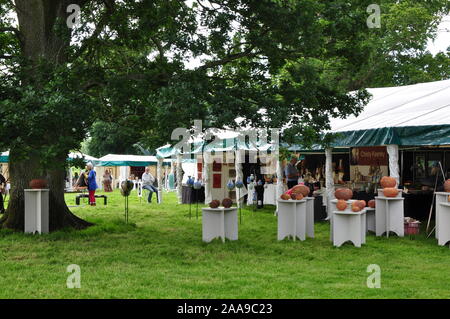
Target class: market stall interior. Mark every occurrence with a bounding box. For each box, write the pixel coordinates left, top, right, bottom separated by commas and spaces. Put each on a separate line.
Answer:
156, 79, 450, 225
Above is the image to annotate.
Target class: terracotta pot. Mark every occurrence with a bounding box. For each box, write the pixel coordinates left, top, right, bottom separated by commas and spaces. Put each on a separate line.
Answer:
292, 193, 304, 200
351, 202, 361, 212
383, 187, 399, 198
29, 179, 47, 189
356, 200, 366, 209
280, 193, 291, 200
380, 176, 397, 188
334, 188, 353, 201
336, 200, 347, 211
209, 200, 220, 208
368, 200, 376, 208
222, 198, 233, 208
291, 184, 310, 197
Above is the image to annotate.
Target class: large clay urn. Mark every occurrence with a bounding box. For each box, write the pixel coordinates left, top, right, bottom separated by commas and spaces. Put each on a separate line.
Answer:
334, 188, 353, 201
29, 179, 47, 189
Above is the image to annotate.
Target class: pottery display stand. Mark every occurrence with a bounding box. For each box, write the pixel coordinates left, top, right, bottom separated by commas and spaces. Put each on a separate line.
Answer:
436, 200, 450, 246
277, 199, 310, 241
329, 199, 358, 241
435, 192, 450, 241
375, 196, 404, 237
24, 189, 49, 234
305, 197, 315, 238
365, 207, 376, 233
202, 207, 238, 243
332, 210, 366, 247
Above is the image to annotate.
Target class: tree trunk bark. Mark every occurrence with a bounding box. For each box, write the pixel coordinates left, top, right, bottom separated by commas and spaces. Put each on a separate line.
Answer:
0, 150, 92, 231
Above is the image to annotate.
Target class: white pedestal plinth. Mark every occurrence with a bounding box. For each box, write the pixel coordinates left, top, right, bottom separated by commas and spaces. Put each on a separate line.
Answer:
435, 192, 450, 240
365, 207, 376, 233
202, 207, 238, 243
329, 199, 358, 241
305, 197, 315, 238
332, 210, 366, 247
24, 189, 49, 234
375, 196, 404, 237
277, 199, 311, 241
437, 201, 450, 246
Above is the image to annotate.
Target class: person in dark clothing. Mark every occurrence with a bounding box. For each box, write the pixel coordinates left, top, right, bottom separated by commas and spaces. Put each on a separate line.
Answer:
0, 173, 6, 214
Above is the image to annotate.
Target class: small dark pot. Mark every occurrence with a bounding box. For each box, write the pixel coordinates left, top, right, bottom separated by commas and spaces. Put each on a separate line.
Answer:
222, 198, 233, 208
29, 179, 47, 189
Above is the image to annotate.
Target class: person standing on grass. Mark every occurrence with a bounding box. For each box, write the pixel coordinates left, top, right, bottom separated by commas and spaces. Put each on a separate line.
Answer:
0, 171, 6, 214
285, 155, 299, 189
86, 162, 98, 206
102, 169, 113, 192
142, 167, 158, 203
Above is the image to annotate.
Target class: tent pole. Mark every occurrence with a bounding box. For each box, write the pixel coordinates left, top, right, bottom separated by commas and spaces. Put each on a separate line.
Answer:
275, 157, 284, 216
157, 158, 163, 204
325, 148, 334, 220
176, 154, 183, 204
203, 152, 212, 205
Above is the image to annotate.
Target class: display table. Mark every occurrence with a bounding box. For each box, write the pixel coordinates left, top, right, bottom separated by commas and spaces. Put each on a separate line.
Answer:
305, 197, 315, 238
202, 207, 238, 243
277, 199, 311, 241
24, 189, 49, 234
375, 196, 404, 237
332, 210, 366, 247
436, 199, 450, 246
366, 207, 376, 233
435, 192, 450, 241
329, 199, 358, 241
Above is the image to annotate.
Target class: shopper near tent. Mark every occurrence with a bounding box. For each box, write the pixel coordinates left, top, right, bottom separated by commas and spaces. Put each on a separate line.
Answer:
0, 171, 6, 214
142, 167, 158, 203
285, 156, 299, 189
86, 163, 98, 206
102, 169, 113, 192
72, 172, 79, 187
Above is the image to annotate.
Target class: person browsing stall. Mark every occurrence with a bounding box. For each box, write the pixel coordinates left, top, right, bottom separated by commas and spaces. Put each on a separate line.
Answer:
285, 155, 299, 189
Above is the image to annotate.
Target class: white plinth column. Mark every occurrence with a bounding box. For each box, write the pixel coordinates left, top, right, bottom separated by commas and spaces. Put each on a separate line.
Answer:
235, 150, 244, 208
325, 148, 335, 219
386, 144, 400, 185
275, 158, 284, 215
164, 165, 168, 190
176, 154, 183, 204
24, 189, 49, 234
203, 152, 212, 205
157, 158, 163, 204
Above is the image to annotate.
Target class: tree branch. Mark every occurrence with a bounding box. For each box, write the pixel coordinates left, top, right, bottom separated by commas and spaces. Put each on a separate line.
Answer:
197, 47, 261, 70
150, 36, 165, 61
0, 26, 22, 40
0, 54, 14, 59
72, 0, 116, 60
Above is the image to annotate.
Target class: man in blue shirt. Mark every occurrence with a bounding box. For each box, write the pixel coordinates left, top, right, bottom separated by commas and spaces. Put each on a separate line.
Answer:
285, 155, 299, 189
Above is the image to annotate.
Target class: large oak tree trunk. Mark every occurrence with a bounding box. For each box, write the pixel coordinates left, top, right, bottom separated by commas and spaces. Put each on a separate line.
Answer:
0, 0, 92, 231
0, 151, 92, 232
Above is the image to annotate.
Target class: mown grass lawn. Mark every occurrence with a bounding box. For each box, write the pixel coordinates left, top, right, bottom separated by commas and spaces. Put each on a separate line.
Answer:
0, 189, 449, 299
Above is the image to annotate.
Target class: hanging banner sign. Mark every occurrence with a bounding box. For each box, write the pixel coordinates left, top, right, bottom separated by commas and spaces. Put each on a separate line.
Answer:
350, 146, 388, 166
